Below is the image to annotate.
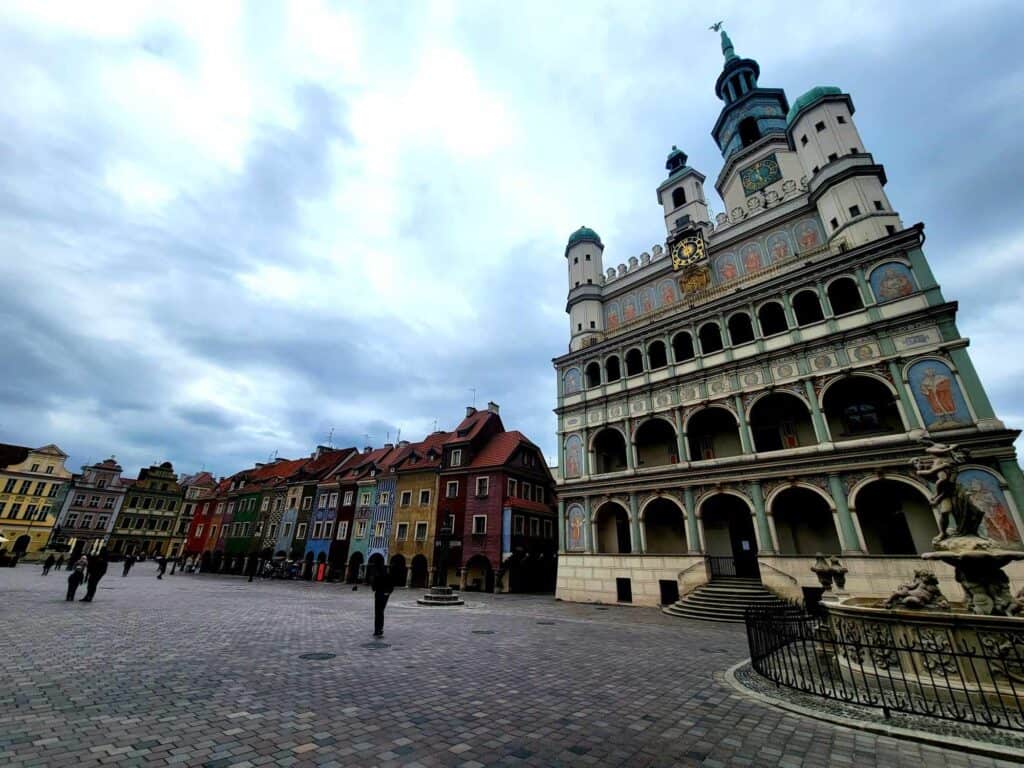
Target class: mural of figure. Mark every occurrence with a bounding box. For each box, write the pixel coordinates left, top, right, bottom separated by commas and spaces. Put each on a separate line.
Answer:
795, 220, 820, 251
742, 243, 763, 273
959, 469, 1021, 545
639, 288, 654, 314
564, 435, 583, 479
717, 254, 738, 281
567, 504, 586, 551
606, 304, 620, 330
622, 296, 637, 322
871, 263, 915, 302
767, 231, 792, 262
908, 359, 971, 430
658, 279, 677, 306
563, 368, 582, 395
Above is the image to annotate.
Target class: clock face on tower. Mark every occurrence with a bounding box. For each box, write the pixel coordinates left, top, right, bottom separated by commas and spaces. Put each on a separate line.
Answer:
670, 232, 706, 270
740, 153, 782, 196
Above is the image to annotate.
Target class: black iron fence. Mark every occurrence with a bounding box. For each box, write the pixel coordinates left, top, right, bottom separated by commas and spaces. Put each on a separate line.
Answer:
745, 604, 1024, 730
706, 555, 760, 580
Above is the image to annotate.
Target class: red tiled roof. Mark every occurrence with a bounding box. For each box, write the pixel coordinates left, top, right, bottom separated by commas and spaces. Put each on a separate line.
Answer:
468, 430, 533, 469
507, 498, 553, 514
446, 409, 498, 444
395, 431, 450, 471
0, 442, 30, 469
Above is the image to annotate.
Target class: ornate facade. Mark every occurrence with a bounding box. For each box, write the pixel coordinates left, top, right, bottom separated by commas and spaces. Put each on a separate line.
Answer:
553, 32, 1024, 607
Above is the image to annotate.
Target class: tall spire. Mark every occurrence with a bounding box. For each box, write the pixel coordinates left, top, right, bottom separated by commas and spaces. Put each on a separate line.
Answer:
720, 29, 737, 62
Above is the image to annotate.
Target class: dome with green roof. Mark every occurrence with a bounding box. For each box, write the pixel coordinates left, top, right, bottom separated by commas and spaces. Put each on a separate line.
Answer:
565, 226, 602, 255
786, 86, 843, 125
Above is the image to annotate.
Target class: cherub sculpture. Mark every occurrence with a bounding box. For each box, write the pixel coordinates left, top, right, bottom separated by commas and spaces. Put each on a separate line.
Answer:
884, 569, 950, 610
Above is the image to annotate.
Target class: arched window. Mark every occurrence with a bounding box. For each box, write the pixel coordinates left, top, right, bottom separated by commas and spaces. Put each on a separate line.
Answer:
592, 429, 627, 474
728, 312, 755, 345
635, 419, 678, 467
758, 302, 788, 336
687, 408, 742, 461
672, 331, 695, 362
672, 187, 686, 208
698, 323, 723, 354
585, 362, 601, 389
738, 116, 761, 147
647, 340, 668, 369
822, 376, 902, 439
792, 290, 824, 326
625, 348, 643, 377
749, 393, 815, 452
605, 355, 621, 382
827, 277, 864, 315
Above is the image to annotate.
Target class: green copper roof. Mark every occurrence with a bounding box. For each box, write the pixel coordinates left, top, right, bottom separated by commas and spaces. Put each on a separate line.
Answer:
566, 226, 602, 254
720, 30, 738, 63
787, 86, 843, 125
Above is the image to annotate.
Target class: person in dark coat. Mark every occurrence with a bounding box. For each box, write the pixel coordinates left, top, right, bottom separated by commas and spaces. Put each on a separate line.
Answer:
246, 554, 258, 583
66, 556, 88, 601
122, 554, 135, 577
371, 565, 394, 637
55, 555, 65, 571
81, 549, 109, 602
42, 554, 55, 575
156, 555, 167, 579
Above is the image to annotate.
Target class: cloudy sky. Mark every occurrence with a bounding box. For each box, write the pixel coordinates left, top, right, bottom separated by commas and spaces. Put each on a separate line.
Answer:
1, 0, 1021, 479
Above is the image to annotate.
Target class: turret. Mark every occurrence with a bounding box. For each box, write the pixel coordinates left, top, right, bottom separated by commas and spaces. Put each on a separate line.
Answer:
656, 146, 710, 237
565, 226, 604, 352
787, 86, 902, 249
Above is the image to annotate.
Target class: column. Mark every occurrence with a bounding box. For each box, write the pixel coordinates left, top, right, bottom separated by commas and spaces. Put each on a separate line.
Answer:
733, 395, 753, 454
803, 379, 828, 443
829, 474, 862, 553
673, 408, 687, 463
998, 459, 1024, 538
782, 296, 802, 341
623, 420, 636, 470
683, 486, 701, 553
949, 347, 997, 421
583, 496, 594, 553
906, 246, 945, 305
557, 500, 566, 554
748, 482, 774, 554
887, 360, 921, 430
581, 429, 591, 477
628, 492, 642, 554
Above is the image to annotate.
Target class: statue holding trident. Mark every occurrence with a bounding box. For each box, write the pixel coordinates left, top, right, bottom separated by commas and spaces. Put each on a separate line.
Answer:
910, 438, 978, 545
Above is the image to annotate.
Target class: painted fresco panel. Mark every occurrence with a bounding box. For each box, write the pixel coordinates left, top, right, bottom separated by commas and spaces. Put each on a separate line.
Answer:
766, 230, 794, 263
605, 302, 621, 330
563, 367, 582, 395
869, 262, 916, 303
564, 434, 583, 479
566, 503, 586, 551
657, 278, 678, 307
907, 359, 972, 430
958, 469, 1021, 545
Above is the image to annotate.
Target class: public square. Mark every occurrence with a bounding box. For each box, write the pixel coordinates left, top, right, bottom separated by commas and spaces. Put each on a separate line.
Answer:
1, 568, 1016, 768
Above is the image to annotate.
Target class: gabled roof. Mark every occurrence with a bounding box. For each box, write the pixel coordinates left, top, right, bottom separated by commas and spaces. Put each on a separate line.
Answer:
394, 431, 450, 472
179, 470, 216, 488
0, 443, 30, 468
469, 431, 545, 471
447, 409, 501, 445
338, 446, 395, 483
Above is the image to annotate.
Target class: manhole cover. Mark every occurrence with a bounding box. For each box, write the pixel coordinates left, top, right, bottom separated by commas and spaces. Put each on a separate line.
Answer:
700, 648, 728, 655
472, 630, 495, 635
536, 621, 556, 625
594, 607, 609, 611
298, 652, 337, 660
361, 641, 391, 650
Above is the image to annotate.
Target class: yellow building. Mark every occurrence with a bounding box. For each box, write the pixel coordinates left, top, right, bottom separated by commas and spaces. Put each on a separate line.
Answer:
388, 433, 447, 587
0, 443, 72, 558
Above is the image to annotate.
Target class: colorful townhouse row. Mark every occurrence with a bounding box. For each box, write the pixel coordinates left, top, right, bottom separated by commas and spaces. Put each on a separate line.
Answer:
184, 404, 558, 592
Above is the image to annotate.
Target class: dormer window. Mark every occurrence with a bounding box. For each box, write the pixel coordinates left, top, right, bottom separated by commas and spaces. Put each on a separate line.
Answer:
585, 254, 591, 261
451, 449, 463, 467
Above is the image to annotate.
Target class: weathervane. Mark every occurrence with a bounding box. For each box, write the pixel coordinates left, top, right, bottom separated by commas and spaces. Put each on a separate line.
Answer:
709, 20, 724, 32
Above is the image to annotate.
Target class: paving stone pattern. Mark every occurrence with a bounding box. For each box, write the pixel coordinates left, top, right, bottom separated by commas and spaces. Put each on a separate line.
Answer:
1, 568, 1016, 767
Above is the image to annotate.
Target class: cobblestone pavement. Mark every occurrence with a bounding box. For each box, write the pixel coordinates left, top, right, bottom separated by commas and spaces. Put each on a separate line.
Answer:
1, 567, 1017, 767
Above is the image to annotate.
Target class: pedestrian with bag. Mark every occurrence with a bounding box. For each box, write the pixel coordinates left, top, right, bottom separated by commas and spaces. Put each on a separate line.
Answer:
371, 564, 394, 637
66, 555, 88, 601
42, 554, 55, 575
81, 548, 109, 602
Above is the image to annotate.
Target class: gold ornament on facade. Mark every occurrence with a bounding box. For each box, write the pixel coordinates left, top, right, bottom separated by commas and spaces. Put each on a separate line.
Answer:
678, 265, 711, 295
670, 232, 707, 271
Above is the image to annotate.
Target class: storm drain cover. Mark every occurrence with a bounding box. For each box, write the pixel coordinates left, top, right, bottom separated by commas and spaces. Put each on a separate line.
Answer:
298, 652, 337, 660
700, 648, 728, 655
472, 630, 495, 635
594, 607, 609, 611
536, 621, 556, 625
361, 641, 391, 650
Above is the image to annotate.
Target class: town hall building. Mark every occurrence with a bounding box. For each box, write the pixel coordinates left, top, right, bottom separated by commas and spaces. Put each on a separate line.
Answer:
553, 30, 1024, 613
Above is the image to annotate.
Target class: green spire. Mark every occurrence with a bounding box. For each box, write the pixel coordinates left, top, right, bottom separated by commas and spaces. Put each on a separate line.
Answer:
721, 29, 737, 62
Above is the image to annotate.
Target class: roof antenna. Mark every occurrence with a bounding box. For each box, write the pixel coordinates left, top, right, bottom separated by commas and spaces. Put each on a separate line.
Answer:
327, 427, 334, 447
433, 418, 438, 432
396, 427, 401, 443
469, 387, 477, 408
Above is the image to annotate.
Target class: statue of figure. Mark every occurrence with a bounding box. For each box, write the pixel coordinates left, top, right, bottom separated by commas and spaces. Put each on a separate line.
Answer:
811, 554, 833, 589
910, 439, 977, 544
829, 556, 848, 590
884, 569, 950, 611
1007, 587, 1024, 617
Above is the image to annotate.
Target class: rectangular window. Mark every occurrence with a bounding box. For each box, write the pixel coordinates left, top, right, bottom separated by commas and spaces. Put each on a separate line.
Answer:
397, 522, 409, 541
210, 524, 218, 540
35, 481, 46, 495
419, 489, 430, 506
74, 493, 86, 505
472, 515, 487, 535
30, 463, 39, 472
11, 503, 22, 518
301, 496, 312, 510
288, 496, 296, 509
355, 520, 367, 538
282, 522, 292, 538
227, 502, 235, 514
830, 217, 839, 230
827, 152, 838, 162
261, 498, 269, 511
815, 120, 825, 132
374, 521, 386, 538
156, 498, 166, 511
66, 512, 78, 528
475, 477, 489, 497
360, 491, 371, 506
318, 494, 328, 509
544, 519, 553, 539
97, 515, 108, 529
513, 514, 525, 535
104, 497, 114, 509
446, 481, 459, 498
19, 480, 30, 494
337, 521, 349, 540
507, 479, 517, 497
523, 481, 531, 500
323, 521, 334, 540
848, 204, 861, 217
886, 224, 897, 235
451, 449, 462, 466
873, 200, 884, 211
81, 514, 94, 528
195, 524, 205, 537
89, 495, 100, 508
836, 114, 847, 124
135, 517, 145, 529
800, 134, 808, 145
415, 521, 428, 541
535, 486, 544, 504
328, 492, 338, 507
45, 466, 53, 474
3, 479, 14, 493
400, 490, 412, 507
312, 521, 323, 539
296, 523, 307, 539
97, 479, 106, 489
268, 523, 277, 539
254, 521, 264, 537
379, 491, 390, 506
529, 517, 540, 536
343, 491, 354, 506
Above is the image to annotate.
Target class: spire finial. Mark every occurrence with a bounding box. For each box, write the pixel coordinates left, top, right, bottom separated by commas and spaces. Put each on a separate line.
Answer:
709, 21, 737, 62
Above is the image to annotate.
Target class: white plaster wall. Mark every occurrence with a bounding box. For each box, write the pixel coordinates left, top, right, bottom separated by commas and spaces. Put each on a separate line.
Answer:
719, 147, 803, 215
556, 553, 705, 607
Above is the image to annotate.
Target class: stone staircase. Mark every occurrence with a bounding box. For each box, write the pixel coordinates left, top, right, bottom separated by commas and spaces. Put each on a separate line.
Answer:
662, 577, 781, 623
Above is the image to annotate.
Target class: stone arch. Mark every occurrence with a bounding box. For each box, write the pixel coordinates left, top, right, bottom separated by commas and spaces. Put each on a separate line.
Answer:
757, 300, 788, 336
792, 288, 824, 326
826, 275, 865, 315
585, 361, 602, 389
672, 331, 695, 362
605, 354, 621, 382
695, 488, 754, 518
698, 322, 724, 354
389, 554, 407, 587
346, 551, 364, 583
634, 417, 678, 468
624, 347, 644, 377
820, 373, 904, 439
410, 554, 429, 588
464, 554, 494, 592
849, 476, 936, 555
647, 339, 668, 369
696, 491, 758, 575
748, 390, 816, 452
590, 427, 628, 474
640, 496, 687, 554
766, 484, 841, 555
593, 500, 632, 554
686, 405, 742, 461
727, 311, 756, 345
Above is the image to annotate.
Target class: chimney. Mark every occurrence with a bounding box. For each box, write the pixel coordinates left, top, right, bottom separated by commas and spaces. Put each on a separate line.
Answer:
466, 406, 477, 418
254, 462, 266, 469
398, 440, 410, 447
487, 401, 500, 414
384, 443, 394, 450
363, 446, 372, 454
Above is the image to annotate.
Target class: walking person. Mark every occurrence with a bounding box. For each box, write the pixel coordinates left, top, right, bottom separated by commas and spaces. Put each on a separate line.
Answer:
156, 555, 167, 579
55, 555, 65, 571
81, 549, 108, 602
42, 554, 55, 575
371, 565, 394, 637
66, 555, 88, 601
122, 553, 136, 577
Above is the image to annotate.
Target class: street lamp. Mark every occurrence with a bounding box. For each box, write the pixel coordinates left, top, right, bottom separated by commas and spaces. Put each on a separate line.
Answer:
434, 519, 452, 588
